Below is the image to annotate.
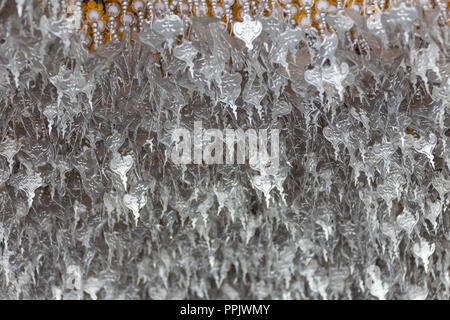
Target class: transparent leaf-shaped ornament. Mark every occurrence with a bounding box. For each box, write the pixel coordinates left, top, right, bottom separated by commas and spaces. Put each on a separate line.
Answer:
305, 60, 349, 101
308, 269, 329, 299
304, 66, 325, 98
15, 199, 29, 219
321, 61, 349, 101
64, 265, 83, 294
413, 239, 435, 273
384, 2, 418, 42
413, 133, 437, 168
350, 107, 371, 137
213, 184, 228, 215
209, 22, 231, 63
270, 27, 304, 75
407, 284, 428, 300
217, 71, 242, 118
123, 182, 150, 225
385, 2, 419, 27
326, 10, 354, 42
27, 139, 53, 167
260, 16, 281, 39
251, 174, 276, 208
110, 153, 134, 190
43, 104, 58, 136
82, 173, 105, 202
153, 14, 184, 48
316, 213, 334, 241
366, 7, 388, 46
371, 141, 396, 172
198, 54, 224, 91
15, 0, 25, 17
377, 173, 406, 212
283, 26, 304, 53
40, 14, 74, 49
315, 32, 339, 66
11, 170, 43, 208
137, 28, 165, 51
232, 14, 262, 51
365, 265, 389, 300
273, 100, 292, 119
83, 277, 104, 300
173, 40, 198, 77
0, 137, 21, 172
431, 173, 450, 201
396, 210, 417, 235
49, 66, 95, 108
414, 42, 441, 95
425, 199, 441, 232
105, 131, 125, 154
328, 267, 349, 295
381, 222, 401, 248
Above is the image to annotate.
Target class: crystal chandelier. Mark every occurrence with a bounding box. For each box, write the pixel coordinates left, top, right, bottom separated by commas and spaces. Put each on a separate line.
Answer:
0, 0, 448, 300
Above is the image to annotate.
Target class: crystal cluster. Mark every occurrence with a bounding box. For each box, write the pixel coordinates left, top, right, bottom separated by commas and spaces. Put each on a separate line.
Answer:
0, 0, 448, 299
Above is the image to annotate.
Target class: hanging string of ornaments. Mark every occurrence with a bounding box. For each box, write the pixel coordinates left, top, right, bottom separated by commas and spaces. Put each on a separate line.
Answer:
67, 0, 449, 50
